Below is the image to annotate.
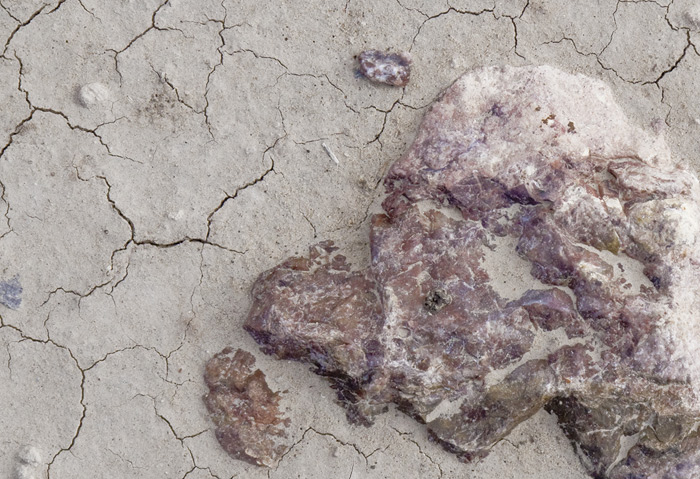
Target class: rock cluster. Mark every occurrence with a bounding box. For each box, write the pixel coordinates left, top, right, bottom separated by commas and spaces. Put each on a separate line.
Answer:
243, 66, 700, 477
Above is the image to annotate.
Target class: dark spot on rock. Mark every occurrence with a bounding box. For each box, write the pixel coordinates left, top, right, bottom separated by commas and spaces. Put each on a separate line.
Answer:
424, 288, 452, 313
542, 113, 556, 125
491, 103, 504, 117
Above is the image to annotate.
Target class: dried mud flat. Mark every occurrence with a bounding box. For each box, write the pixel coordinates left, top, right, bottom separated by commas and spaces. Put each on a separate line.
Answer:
3, 1, 700, 479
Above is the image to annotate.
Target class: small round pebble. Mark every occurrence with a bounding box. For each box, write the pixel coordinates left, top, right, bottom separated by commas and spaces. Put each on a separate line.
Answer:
17, 445, 41, 466
686, 5, 700, 28
14, 464, 36, 479
78, 82, 110, 107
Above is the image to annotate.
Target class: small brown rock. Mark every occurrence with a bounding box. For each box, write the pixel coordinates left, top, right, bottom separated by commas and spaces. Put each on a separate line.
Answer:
203, 348, 291, 467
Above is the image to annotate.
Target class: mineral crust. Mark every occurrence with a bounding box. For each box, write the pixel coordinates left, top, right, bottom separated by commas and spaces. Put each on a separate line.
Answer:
203, 348, 291, 467
243, 66, 700, 478
357, 50, 411, 87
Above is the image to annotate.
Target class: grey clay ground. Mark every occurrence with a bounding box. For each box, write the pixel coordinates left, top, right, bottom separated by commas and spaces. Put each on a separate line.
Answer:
2, 1, 700, 478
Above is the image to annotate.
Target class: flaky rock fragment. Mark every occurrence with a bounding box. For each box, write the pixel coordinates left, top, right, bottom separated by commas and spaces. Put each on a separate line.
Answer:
244, 66, 700, 478
357, 50, 411, 87
203, 348, 291, 467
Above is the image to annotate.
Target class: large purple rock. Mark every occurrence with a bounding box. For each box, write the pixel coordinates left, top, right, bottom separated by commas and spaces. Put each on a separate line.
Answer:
243, 66, 700, 478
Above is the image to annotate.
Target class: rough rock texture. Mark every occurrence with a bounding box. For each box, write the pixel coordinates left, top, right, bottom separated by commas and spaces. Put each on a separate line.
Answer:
203, 348, 291, 467
244, 66, 700, 478
357, 50, 412, 87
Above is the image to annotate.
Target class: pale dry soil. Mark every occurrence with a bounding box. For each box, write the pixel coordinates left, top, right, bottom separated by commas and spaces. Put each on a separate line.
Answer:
1, 1, 699, 478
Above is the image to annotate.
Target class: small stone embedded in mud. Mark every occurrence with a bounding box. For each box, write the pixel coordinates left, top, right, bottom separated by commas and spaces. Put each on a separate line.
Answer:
0, 275, 22, 310
17, 445, 41, 466
243, 65, 700, 478
14, 445, 42, 479
203, 347, 291, 467
357, 50, 411, 87
77, 82, 110, 108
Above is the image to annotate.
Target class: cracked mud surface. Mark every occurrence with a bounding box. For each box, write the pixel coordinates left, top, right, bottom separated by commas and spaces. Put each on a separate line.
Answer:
1, 1, 699, 478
